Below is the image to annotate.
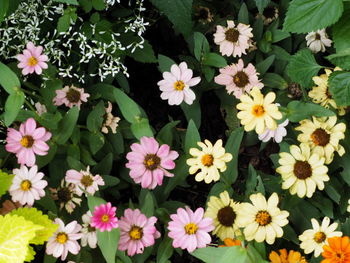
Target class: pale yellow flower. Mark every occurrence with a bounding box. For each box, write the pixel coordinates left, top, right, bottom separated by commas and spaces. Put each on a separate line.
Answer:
237, 87, 282, 134
295, 116, 346, 164
186, 139, 232, 183
204, 191, 241, 241
101, 102, 120, 134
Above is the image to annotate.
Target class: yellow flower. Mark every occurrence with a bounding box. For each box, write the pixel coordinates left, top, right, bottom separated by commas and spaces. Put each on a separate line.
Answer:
237, 193, 289, 244
295, 116, 346, 164
237, 87, 282, 134
276, 143, 329, 198
269, 249, 308, 263
204, 191, 241, 241
187, 139, 232, 183
309, 68, 346, 116
299, 217, 342, 257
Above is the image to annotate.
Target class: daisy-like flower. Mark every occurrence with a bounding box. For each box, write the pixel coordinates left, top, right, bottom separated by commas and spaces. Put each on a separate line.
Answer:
157, 62, 201, 105
17, 42, 48, 75
50, 180, 82, 214
81, 211, 97, 249
9, 165, 47, 206
237, 192, 289, 244
258, 119, 289, 143
258, 6, 279, 25
299, 217, 342, 257
213, 20, 253, 57
214, 59, 263, 98
186, 139, 232, 184
194, 6, 214, 24
218, 238, 242, 247
204, 191, 241, 241
5, 117, 52, 167
295, 116, 346, 164
168, 207, 214, 253
91, 202, 118, 232
65, 166, 105, 196
118, 208, 160, 256
306, 29, 332, 53
269, 249, 308, 263
53, 85, 90, 109
126, 136, 179, 189
322, 236, 350, 263
34, 102, 47, 116
46, 218, 82, 261
101, 102, 120, 134
309, 68, 346, 116
276, 143, 329, 198
237, 87, 282, 134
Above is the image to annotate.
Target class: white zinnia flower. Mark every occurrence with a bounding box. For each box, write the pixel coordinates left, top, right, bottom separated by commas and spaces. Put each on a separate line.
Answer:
34, 102, 47, 116
81, 211, 97, 249
305, 29, 332, 53
9, 165, 48, 206
258, 119, 289, 143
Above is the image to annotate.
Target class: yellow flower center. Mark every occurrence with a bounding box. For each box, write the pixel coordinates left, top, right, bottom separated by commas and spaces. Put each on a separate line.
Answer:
66, 88, 81, 103
293, 161, 312, 180
174, 80, 185, 91
20, 135, 34, 148
225, 28, 239, 43
314, 231, 326, 243
28, 56, 38, 66
251, 105, 265, 117
233, 71, 249, 88
101, 214, 109, 222
255, 210, 271, 226
80, 175, 94, 187
184, 223, 198, 235
129, 226, 143, 240
143, 154, 161, 170
311, 128, 330, 146
56, 233, 68, 244
201, 154, 214, 167
217, 206, 236, 226
20, 180, 32, 191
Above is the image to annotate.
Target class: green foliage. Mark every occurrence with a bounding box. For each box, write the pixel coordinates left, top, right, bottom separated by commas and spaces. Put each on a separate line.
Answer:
184, 120, 201, 153
0, 0, 9, 23
128, 40, 157, 63
193, 32, 210, 61
202, 53, 227, 68
286, 101, 335, 122
329, 71, 350, 107
4, 90, 25, 126
0, 170, 14, 198
54, 0, 79, 4
0, 62, 21, 94
54, 106, 80, 144
254, 0, 270, 13
191, 246, 248, 263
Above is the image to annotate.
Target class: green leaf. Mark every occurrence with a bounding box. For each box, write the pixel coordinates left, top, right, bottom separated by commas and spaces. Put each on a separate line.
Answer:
158, 54, 176, 72
180, 99, 201, 128
328, 71, 350, 107
221, 128, 244, 185
255, 0, 270, 13
0, 62, 21, 95
93, 153, 113, 175
87, 101, 105, 132
237, 3, 249, 24
149, 0, 193, 37
4, 91, 25, 126
57, 13, 70, 33
0, 170, 14, 198
327, 48, 350, 70
286, 101, 335, 122
184, 120, 200, 153
113, 88, 142, 123
262, 73, 288, 89
283, 0, 343, 33
53, 0, 79, 4
87, 195, 106, 213
128, 40, 157, 63
89, 131, 105, 154
54, 106, 79, 144
256, 55, 275, 76
286, 49, 322, 88
79, 0, 92, 12
97, 228, 120, 263
191, 246, 248, 263
202, 53, 227, 68
332, 7, 350, 52
10, 207, 58, 245
156, 121, 180, 145
130, 118, 154, 139
92, 0, 105, 10
156, 236, 173, 263
193, 32, 210, 61
245, 164, 258, 196
163, 155, 188, 196
0, 0, 9, 23
140, 191, 155, 217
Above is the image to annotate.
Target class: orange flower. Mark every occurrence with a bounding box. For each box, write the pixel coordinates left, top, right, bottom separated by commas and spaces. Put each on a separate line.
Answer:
219, 238, 242, 247
322, 236, 350, 263
269, 249, 308, 263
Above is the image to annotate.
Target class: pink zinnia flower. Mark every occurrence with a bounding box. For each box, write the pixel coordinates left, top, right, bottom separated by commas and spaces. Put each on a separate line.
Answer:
5, 118, 52, 167
91, 202, 118, 232
17, 42, 48, 75
168, 207, 214, 253
53, 85, 90, 109
157, 62, 201, 105
9, 165, 47, 206
65, 166, 105, 196
214, 59, 264, 98
214, 20, 253, 57
126, 136, 179, 189
118, 208, 160, 256
46, 218, 82, 261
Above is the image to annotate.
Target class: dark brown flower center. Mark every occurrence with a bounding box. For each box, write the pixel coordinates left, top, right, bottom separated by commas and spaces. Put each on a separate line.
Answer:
225, 28, 239, 43
66, 88, 81, 103
255, 210, 271, 226
20, 135, 34, 148
88, 225, 96, 232
293, 161, 312, 179
217, 206, 236, 226
315, 33, 321, 40
314, 231, 326, 243
144, 154, 161, 170
198, 7, 209, 19
263, 6, 277, 19
81, 175, 94, 187
233, 71, 249, 87
311, 128, 330, 146
57, 187, 72, 202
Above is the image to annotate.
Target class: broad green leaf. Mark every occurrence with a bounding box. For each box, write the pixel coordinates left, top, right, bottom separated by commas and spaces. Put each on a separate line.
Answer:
0, 214, 43, 263
254, 0, 270, 13
97, 229, 120, 263
128, 40, 157, 63
140, 191, 155, 217
0, 0, 9, 23
283, 0, 343, 33
0, 170, 14, 198
0, 62, 21, 95
87, 195, 106, 213
332, 8, 350, 52
57, 13, 70, 33
54, 106, 79, 144
113, 88, 142, 123
184, 120, 200, 153
327, 48, 350, 70
193, 32, 210, 61
25, 245, 36, 262
158, 54, 176, 72
80, 0, 92, 12
163, 155, 188, 196
89, 131, 105, 154
130, 118, 154, 139
92, 0, 105, 10
237, 3, 249, 24
329, 71, 350, 106
4, 91, 25, 126
286, 101, 335, 122
156, 121, 180, 146
262, 73, 288, 89
93, 153, 113, 175
256, 55, 275, 76
181, 99, 201, 129
53, 0, 79, 4
156, 237, 173, 263
87, 101, 105, 132
149, 0, 193, 37
286, 49, 322, 88
202, 53, 227, 68
191, 246, 248, 263
10, 207, 58, 245
245, 164, 258, 196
